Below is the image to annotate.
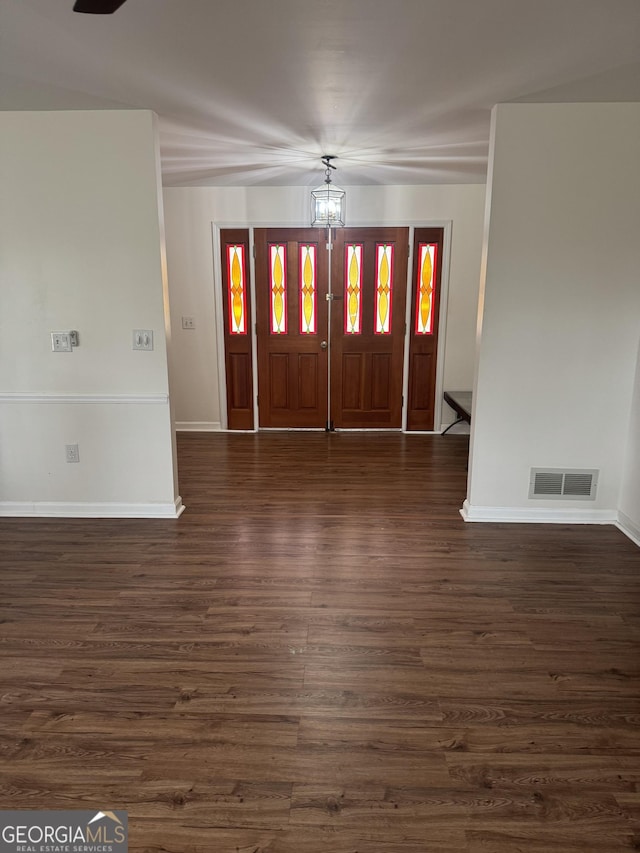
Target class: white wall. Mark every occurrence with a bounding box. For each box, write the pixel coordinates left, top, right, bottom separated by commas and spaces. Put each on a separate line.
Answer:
162, 184, 486, 429
0, 110, 181, 517
466, 103, 640, 523
619, 340, 640, 544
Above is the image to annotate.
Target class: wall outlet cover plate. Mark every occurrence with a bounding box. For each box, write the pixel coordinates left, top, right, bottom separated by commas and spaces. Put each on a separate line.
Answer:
51, 332, 72, 352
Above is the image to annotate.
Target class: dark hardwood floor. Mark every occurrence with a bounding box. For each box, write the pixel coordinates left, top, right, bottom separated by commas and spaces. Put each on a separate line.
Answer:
1, 432, 639, 852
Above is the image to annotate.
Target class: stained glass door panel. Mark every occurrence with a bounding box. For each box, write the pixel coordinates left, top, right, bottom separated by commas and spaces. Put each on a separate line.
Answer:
220, 229, 254, 430
254, 228, 329, 428
330, 227, 409, 428
406, 227, 445, 430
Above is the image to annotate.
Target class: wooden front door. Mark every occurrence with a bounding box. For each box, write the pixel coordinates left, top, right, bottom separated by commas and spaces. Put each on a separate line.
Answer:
255, 228, 329, 428
330, 227, 409, 428
226, 225, 441, 431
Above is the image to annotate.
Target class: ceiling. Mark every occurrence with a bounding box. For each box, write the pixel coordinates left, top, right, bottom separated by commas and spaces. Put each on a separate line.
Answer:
1, 0, 639, 186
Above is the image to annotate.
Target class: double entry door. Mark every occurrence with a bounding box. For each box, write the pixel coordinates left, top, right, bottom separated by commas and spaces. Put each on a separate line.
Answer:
220, 226, 443, 431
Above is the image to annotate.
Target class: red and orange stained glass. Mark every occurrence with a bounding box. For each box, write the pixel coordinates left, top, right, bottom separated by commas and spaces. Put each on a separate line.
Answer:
415, 242, 438, 335
227, 244, 247, 335
374, 243, 394, 334
269, 244, 287, 334
344, 243, 363, 334
299, 245, 317, 334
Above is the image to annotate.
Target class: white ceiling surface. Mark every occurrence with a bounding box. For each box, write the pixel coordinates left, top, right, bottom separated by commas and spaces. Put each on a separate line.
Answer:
1, 0, 639, 187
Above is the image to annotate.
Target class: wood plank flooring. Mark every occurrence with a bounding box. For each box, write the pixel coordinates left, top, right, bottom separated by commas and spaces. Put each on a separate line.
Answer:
1, 431, 639, 852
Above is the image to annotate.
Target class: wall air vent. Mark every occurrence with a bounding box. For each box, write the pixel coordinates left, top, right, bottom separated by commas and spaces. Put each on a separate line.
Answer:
529, 468, 598, 501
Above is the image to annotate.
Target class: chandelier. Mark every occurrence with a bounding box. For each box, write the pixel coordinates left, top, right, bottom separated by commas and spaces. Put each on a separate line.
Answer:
311, 155, 346, 227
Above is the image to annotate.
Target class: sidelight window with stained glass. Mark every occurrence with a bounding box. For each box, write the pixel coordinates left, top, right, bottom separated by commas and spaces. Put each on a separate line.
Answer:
344, 243, 363, 334
374, 243, 394, 334
269, 244, 287, 334
227, 244, 247, 335
415, 242, 437, 335
299, 245, 317, 334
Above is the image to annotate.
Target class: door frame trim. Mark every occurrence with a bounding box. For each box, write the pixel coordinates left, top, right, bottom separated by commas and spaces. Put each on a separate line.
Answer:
212, 220, 452, 433
401, 226, 415, 432
248, 226, 259, 431
211, 223, 229, 430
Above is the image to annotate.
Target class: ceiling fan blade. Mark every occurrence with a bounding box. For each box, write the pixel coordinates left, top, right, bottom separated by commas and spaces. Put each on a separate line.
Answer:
73, 0, 128, 13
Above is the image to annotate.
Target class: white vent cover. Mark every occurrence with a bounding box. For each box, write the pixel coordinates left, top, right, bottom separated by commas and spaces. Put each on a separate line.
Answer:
529, 468, 598, 501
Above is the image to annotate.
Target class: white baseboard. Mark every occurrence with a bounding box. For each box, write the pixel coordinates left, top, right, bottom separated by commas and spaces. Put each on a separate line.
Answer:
175, 421, 222, 432
460, 499, 617, 525
0, 496, 185, 519
616, 511, 640, 548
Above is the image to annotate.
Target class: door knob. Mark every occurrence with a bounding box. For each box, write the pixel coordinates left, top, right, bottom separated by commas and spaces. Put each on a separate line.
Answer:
320, 340, 328, 350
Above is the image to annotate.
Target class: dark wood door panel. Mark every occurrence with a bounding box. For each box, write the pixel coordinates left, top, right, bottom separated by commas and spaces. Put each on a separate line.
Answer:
371, 353, 392, 410
269, 353, 290, 410
220, 229, 254, 430
406, 227, 445, 431
298, 353, 320, 410
331, 227, 409, 429
255, 228, 328, 428
409, 351, 434, 410
228, 352, 252, 411
341, 354, 364, 410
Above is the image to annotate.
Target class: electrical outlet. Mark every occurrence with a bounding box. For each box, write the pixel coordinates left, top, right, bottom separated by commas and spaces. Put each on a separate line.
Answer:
51, 332, 72, 352
182, 316, 195, 330
133, 330, 154, 351
65, 443, 79, 463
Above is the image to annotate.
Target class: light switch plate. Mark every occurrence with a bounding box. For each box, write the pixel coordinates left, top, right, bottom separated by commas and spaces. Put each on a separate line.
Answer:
182, 316, 195, 330
133, 330, 154, 351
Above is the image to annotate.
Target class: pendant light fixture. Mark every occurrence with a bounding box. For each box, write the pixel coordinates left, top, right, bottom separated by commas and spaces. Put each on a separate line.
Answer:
311, 155, 346, 227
